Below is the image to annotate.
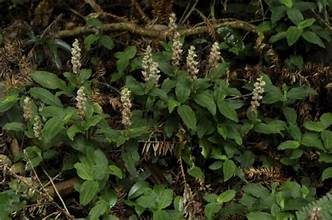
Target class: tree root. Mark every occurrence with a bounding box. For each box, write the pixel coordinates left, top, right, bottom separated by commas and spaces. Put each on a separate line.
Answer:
55, 20, 257, 39
45, 177, 79, 198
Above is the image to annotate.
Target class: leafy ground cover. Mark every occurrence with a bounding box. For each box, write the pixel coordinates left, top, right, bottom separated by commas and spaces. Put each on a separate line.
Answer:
1, 0, 332, 219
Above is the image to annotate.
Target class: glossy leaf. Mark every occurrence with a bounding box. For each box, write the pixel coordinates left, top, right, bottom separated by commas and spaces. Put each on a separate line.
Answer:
177, 105, 197, 131
217, 99, 238, 122
248, 212, 274, 220
0, 95, 18, 112
278, 140, 300, 150
3, 122, 24, 132
217, 189, 236, 204
79, 180, 99, 205
30, 87, 63, 107
32, 71, 66, 90
322, 167, 332, 181
74, 162, 94, 180
194, 91, 216, 115
286, 26, 302, 46
99, 35, 114, 50
321, 130, 332, 150
42, 117, 64, 144
287, 8, 303, 25
302, 31, 325, 48
223, 159, 236, 182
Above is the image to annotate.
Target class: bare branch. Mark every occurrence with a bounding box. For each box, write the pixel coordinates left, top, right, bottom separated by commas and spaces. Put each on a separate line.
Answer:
55, 20, 257, 39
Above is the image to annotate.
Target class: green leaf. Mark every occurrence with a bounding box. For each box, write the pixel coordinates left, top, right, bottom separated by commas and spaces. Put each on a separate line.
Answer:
109, 165, 123, 179
167, 99, 180, 113
32, 71, 66, 90
208, 62, 229, 80
188, 166, 204, 180
302, 132, 324, 150
304, 121, 326, 132
205, 203, 221, 220
217, 124, 228, 139
286, 26, 302, 46
102, 190, 117, 208
175, 74, 191, 103
217, 99, 238, 122
3, 122, 24, 132
74, 162, 94, 180
30, 87, 63, 107
277, 140, 300, 150
269, 31, 287, 43
271, 6, 286, 23
263, 85, 283, 104
322, 167, 332, 181
24, 146, 43, 168
92, 149, 109, 180
67, 125, 82, 141
79, 180, 99, 205
0, 95, 18, 112
302, 31, 325, 47
121, 143, 139, 176
99, 35, 114, 50
287, 8, 303, 25
280, 0, 293, 8
288, 124, 302, 141
217, 190, 236, 204
153, 210, 169, 220
115, 46, 137, 72
209, 161, 223, 170
320, 113, 332, 128
125, 76, 144, 95
154, 186, 173, 210
79, 69, 92, 82
282, 107, 297, 124
223, 159, 236, 182
86, 17, 102, 27
136, 189, 157, 209
321, 130, 332, 150
254, 120, 286, 134
257, 21, 272, 33
319, 153, 332, 163
42, 117, 64, 144
247, 212, 274, 220
84, 34, 99, 49
177, 105, 197, 131
89, 200, 108, 220
285, 54, 303, 69
194, 91, 216, 115
297, 18, 316, 29
243, 183, 270, 198
128, 181, 150, 199
0, 190, 24, 220
287, 86, 317, 100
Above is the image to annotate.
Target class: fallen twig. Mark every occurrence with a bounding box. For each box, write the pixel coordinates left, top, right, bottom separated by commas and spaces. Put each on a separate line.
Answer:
45, 177, 79, 198
42, 168, 72, 216
84, 0, 128, 22
55, 20, 257, 38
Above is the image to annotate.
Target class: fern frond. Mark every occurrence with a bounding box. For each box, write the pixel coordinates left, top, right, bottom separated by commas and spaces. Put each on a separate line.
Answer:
296, 193, 332, 220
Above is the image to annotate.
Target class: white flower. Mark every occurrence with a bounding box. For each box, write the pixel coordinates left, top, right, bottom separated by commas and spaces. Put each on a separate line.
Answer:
171, 32, 183, 66
23, 97, 33, 121
75, 86, 87, 117
208, 42, 222, 69
120, 87, 132, 127
71, 39, 81, 75
168, 13, 177, 33
250, 76, 266, 111
186, 45, 199, 79
33, 116, 43, 140
141, 45, 160, 85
